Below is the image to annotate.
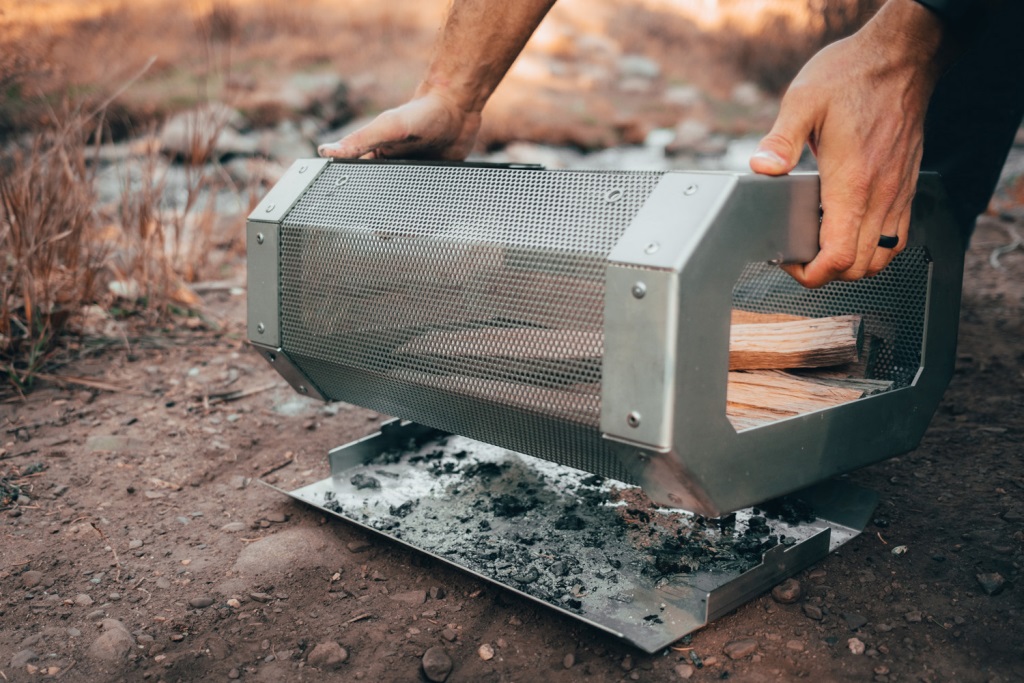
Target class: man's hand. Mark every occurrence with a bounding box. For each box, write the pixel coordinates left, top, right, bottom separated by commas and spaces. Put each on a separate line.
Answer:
750, 0, 948, 287
318, 89, 480, 161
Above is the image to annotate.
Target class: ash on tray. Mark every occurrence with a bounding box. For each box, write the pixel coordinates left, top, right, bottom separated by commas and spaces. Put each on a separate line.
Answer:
310, 435, 818, 615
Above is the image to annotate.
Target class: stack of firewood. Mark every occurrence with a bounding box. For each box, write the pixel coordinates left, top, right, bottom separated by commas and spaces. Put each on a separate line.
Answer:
395, 309, 888, 430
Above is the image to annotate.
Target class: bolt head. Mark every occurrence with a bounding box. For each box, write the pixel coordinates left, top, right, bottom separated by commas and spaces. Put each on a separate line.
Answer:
256, 232, 265, 244
626, 411, 642, 428
256, 322, 265, 334
298, 385, 308, 394
631, 282, 647, 299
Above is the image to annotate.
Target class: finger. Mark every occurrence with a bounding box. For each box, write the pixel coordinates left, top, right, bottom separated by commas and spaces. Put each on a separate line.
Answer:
866, 192, 913, 276
318, 114, 400, 159
749, 88, 816, 176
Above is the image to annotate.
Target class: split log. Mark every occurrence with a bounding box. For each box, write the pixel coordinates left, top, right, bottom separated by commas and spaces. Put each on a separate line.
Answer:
726, 370, 864, 430
729, 309, 808, 325
729, 315, 863, 371
398, 313, 864, 373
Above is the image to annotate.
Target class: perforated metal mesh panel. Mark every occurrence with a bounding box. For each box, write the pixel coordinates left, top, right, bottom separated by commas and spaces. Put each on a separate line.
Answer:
732, 247, 931, 388
279, 163, 661, 481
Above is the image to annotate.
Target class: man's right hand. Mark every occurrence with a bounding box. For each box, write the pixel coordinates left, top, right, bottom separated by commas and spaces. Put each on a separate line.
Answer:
318, 89, 480, 161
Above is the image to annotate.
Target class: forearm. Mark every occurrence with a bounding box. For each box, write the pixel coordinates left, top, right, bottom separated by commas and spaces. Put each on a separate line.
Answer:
418, 0, 557, 114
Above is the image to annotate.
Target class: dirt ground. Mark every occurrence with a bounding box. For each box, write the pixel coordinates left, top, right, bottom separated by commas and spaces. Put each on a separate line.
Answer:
1, 209, 1022, 682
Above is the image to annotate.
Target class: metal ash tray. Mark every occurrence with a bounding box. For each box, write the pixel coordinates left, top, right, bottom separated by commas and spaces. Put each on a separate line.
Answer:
268, 419, 877, 653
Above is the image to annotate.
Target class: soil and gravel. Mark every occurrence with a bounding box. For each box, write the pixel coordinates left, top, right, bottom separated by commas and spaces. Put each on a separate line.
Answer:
1, 209, 1022, 682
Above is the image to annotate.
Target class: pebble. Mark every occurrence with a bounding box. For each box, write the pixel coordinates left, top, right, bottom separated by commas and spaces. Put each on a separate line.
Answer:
848, 637, 866, 655
391, 589, 427, 606
128, 539, 144, 550
67, 628, 82, 637
876, 623, 893, 632
88, 619, 135, 663
221, 522, 247, 533
905, 611, 923, 623
675, 663, 695, 679
155, 578, 171, 589
422, 646, 453, 682
20, 571, 43, 589
250, 592, 273, 603
74, 594, 94, 607
227, 598, 242, 609
266, 512, 288, 524
347, 540, 372, 553
843, 612, 868, 630
563, 653, 575, 669
724, 637, 758, 659
802, 604, 823, 621
11, 649, 38, 668
786, 640, 805, 652
508, 616, 522, 626
429, 586, 446, 600
976, 572, 1006, 596
621, 654, 634, 671
86, 609, 105, 621
478, 643, 495, 661
108, 592, 121, 601
771, 578, 802, 604
441, 629, 457, 642
189, 596, 215, 608
307, 641, 348, 669
228, 668, 240, 679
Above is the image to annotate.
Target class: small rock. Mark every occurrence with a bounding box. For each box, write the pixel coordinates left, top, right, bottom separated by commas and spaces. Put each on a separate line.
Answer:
976, 572, 1006, 596
189, 596, 214, 609
265, 512, 288, 524
848, 637, 866, 655
803, 604, 823, 621
250, 592, 273, 603
441, 628, 457, 642
128, 539, 144, 550
905, 611, 923, 623
67, 628, 82, 637
391, 589, 427, 606
20, 571, 44, 589
307, 641, 348, 670
155, 578, 171, 589
563, 653, 575, 669
771, 578, 802, 604
429, 586, 446, 600
11, 649, 38, 668
724, 638, 758, 659
478, 643, 495, 661
86, 609, 105, 621
843, 612, 868, 630
88, 619, 135, 663
786, 640, 805, 652
347, 540, 372, 554
422, 646, 453, 682
227, 598, 242, 609
74, 594, 94, 607
221, 522, 247, 533
228, 669, 240, 680
675, 663, 695, 679
621, 654, 634, 671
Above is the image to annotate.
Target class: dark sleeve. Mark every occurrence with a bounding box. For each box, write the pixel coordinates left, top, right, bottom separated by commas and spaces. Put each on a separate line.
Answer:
912, 0, 974, 21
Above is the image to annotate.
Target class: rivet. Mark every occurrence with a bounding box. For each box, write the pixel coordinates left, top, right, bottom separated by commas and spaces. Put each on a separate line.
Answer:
644, 242, 660, 255
267, 352, 276, 363
766, 258, 782, 266
298, 385, 308, 394
256, 232, 265, 245
334, 175, 349, 189
627, 411, 642, 428
264, 203, 276, 213
256, 323, 265, 334
631, 282, 647, 299
603, 188, 624, 204
684, 184, 698, 196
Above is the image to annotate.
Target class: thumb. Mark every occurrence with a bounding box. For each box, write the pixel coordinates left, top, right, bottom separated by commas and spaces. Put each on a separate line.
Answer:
749, 97, 815, 176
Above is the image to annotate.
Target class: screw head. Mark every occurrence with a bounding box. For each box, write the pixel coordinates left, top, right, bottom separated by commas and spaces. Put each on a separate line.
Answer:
631, 282, 647, 299
256, 322, 266, 334
256, 232, 265, 245
603, 188, 624, 204
264, 203, 276, 213
627, 411, 642, 428
298, 385, 308, 394
267, 352, 276, 363
644, 242, 660, 255
684, 184, 698, 196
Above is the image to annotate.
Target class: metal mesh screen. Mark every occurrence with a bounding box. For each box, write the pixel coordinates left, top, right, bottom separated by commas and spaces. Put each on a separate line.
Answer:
279, 163, 661, 481
732, 248, 931, 387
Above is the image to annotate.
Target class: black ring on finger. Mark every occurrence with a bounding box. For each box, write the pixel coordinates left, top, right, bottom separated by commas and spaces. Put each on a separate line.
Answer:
877, 234, 899, 249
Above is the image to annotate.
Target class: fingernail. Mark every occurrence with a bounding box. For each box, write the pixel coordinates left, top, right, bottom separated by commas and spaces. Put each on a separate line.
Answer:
751, 149, 785, 166
317, 143, 338, 157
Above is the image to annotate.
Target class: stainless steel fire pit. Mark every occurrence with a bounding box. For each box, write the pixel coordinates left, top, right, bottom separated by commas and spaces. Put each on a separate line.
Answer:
247, 159, 963, 650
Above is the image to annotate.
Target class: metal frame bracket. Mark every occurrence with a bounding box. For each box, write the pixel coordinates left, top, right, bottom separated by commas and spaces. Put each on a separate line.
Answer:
250, 343, 328, 402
